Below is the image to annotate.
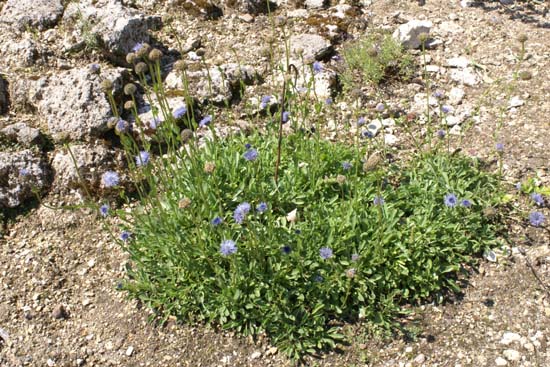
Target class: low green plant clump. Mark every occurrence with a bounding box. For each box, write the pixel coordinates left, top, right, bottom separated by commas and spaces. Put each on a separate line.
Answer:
115, 129, 502, 359
341, 30, 415, 89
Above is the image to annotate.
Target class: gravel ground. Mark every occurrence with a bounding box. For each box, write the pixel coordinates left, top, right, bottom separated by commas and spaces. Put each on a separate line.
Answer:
1, 0, 549, 366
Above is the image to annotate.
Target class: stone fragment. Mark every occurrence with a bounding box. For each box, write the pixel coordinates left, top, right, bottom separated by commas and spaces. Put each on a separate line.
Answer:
290, 34, 333, 63
51, 304, 68, 320
51, 144, 117, 192
223, 0, 275, 14
0, 0, 64, 31
495, 356, 508, 366
367, 119, 382, 137
392, 20, 432, 49
64, 1, 162, 56
414, 354, 426, 364
500, 332, 522, 345
0, 37, 40, 67
450, 68, 479, 86
31, 67, 126, 142
0, 150, 50, 208
449, 87, 465, 104
125, 346, 134, 356
305, 0, 327, 9
249, 351, 262, 360
447, 56, 470, 68
0, 123, 42, 146
503, 349, 521, 362
508, 96, 524, 108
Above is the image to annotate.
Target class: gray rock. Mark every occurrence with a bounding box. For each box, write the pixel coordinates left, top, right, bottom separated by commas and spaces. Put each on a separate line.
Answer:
502, 349, 521, 362
0, 122, 42, 146
64, 1, 162, 56
450, 67, 479, 86
0, 74, 8, 114
392, 20, 432, 49
495, 356, 508, 366
31, 67, 126, 142
500, 332, 522, 345
447, 56, 470, 68
223, 0, 275, 14
290, 34, 333, 63
449, 87, 465, 104
0, 36, 40, 67
0, 0, 64, 31
305, 0, 327, 9
51, 144, 117, 192
165, 63, 256, 105
0, 150, 50, 208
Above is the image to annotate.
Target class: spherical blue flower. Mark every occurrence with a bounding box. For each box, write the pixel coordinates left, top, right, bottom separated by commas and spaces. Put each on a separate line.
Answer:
529, 211, 545, 227
282, 111, 290, 123
199, 115, 212, 128
149, 117, 162, 130
243, 148, 258, 162
89, 63, 100, 73
441, 105, 452, 114
373, 196, 384, 206
320, 247, 333, 260
234, 202, 251, 224
433, 90, 444, 99
244, 143, 252, 149
102, 171, 120, 188
496, 142, 504, 152
260, 95, 271, 109
211, 216, 223, 226
325, 97, 333, 105
120, 231, 131, 241
342, 161, 352, 171
461, 199, 472, 207
351, 253, 359, 262
99, 204, 109, 217
312, 61, 322, 74
515, 182, 522, 191
437, 129, 446, 139
220, 239, 237, 256
135, 151, 150, 167
531, 193, 544, 206
19, 168, 29, 176
357, 117, 366, 126
314, 275, 323, 282
294, 229, 301, 235
115, 119, 130, 134
256, 202, 268, 213
362, 130, 374, 139
281, 245, 292, 254
375, 103, 385, 112
173, 106, 187, 119
132, 43, 144, 52
444, 193, 458, 207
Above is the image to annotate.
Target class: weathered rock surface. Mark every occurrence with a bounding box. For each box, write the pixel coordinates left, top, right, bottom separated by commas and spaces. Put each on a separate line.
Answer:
289, 33, 333, 63
393, 20, 432, 49
0, 36, 40, 67
0, 0, 64, 31
223, 0, 276, 14
30, 67, 126, 142
51, 144, 117, 192
0, 122, 42, 146
64, 0, 162, 56
0, 150, 50, 208
165, 63, 257, 105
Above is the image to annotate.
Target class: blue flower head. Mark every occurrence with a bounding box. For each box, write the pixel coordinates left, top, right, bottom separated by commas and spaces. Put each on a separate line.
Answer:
199, 115, 212, 128
375, 103, 385, 112
312, 61, 322, 74
220, 240, 237, 256
260, 95, 271, 109
256, 202, 268, 213
529, 211, 545, 227
100, 204, 109, 217
173, 106, 187, 119
19, 168, 30, 176
320, 247, 333, 260
132, 43, 144, 53
496, 142, 504, 152
211, 216, 223, 226
351, 253, 360, 262
325, 97, 333, 105
115, 119, 130, 134
135, 151, 150, 167
342, 161, 352, 171
437, 129, 446, 139
461, 199, 472, 207
444, 193, 458, 208
357, 117, 366, 126
282, 111, 290, 123
441, 105, 452, 114
102, 171, 120, 188
531, 193, 544, 206
433, 90, 444, 99
243, 148, 258, 162
244, 143, 252, 149
362, 130, 374, 139
281, 245, 292, 254
149, 117, 162, 130
120, 231, 131, 241
234, 202, 251, 224
373, 196, 385, 206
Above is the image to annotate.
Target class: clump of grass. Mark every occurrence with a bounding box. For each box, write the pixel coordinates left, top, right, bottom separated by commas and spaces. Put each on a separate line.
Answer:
341, 30, 415, 89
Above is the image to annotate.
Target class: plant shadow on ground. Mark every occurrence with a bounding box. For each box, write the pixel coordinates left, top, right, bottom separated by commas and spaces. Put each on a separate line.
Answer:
471, 0, 549, 29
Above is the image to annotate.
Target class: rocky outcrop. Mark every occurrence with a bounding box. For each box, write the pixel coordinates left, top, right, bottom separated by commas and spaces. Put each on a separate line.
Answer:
0, 0, 64, 31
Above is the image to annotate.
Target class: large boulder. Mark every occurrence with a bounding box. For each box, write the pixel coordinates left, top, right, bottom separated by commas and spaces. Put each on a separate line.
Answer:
63, 0, 162, 56
0, 0, 64, 31
0, 150, 50, 208
30, 66, 126, 142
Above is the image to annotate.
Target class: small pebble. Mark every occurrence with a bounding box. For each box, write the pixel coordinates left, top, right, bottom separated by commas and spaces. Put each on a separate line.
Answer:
126, 346, 134, 356
51, 304, 67, 320
495, 356, 508, 366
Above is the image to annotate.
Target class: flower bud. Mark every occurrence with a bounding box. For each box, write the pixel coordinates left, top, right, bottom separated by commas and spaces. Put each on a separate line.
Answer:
136, 43, 151, 58
148, 48, 163, 62
100, 79, 113, 92
204, 161, 216, 174
134, 62, 148, 74
180, 128, 193, 143
123, 100, 135, 110
126, 52, 137, 64
123, 83, 137, 96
